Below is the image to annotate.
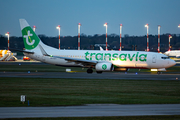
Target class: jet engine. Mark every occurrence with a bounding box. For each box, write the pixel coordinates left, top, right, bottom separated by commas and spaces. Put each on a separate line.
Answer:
95, 62, 114, 72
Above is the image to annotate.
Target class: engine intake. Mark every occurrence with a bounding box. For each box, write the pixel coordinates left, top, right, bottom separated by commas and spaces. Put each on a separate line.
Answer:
95, 63, 114, 72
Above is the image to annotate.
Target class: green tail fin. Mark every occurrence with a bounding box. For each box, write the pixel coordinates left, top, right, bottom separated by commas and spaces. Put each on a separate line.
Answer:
19, 19, 40, 50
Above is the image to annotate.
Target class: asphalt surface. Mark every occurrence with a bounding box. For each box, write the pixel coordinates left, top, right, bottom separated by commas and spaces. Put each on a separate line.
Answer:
1, 61, 180, 118
1, 60, 180, 80
1, 104, 180, 118
1, 71, 180, 80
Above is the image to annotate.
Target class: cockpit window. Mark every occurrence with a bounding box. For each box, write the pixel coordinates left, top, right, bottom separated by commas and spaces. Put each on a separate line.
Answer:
161, 57, 169, 59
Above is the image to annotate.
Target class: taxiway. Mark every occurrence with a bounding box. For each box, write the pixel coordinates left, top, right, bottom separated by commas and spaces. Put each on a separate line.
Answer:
0, 71, 180, 80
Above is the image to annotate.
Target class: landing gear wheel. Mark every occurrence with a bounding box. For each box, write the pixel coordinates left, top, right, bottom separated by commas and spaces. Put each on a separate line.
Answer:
87, 68, 93, 74
96, 71, 102, 74
157, 71, 162, 75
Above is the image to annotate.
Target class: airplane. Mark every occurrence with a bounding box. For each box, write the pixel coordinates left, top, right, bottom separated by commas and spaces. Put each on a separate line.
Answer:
18, 19, 176, 74
0, 50, 9, 57
164, 50, 180, 58
0, 50, 17, 61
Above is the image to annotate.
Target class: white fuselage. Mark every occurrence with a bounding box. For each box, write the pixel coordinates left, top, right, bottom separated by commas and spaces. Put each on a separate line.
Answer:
24, 43, 175, 69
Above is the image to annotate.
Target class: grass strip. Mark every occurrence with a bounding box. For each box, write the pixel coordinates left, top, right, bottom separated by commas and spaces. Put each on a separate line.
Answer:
0, 77, 180, 107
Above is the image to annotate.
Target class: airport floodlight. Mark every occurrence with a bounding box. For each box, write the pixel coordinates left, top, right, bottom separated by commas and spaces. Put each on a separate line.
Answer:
145, 24, 149, 28
169, 35, 172, 39
33, 26, 36, 32
158, 25, 161, 53
104, 23, 108, 51
119, 24, 123, 51
145, 24, 149, 52
5, 32, 10, 51
104, 23, 107, 27
78, 23, 81, 50
5, 32, 9, 36
56, 25, 61, 50
168, 35, 172, 51
56, 25, 60, 30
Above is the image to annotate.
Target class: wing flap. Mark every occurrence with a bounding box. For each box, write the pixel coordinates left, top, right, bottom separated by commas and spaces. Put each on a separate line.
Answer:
38, 44, 97, 67
52, 55, 97, 66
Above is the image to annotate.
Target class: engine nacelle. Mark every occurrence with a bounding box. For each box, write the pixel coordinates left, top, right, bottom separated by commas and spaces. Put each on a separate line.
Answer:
95, 62, 114, 72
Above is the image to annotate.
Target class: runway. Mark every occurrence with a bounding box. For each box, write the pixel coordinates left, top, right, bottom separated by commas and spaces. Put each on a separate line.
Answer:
1, 71, 180, 80
1, 104, 180, 118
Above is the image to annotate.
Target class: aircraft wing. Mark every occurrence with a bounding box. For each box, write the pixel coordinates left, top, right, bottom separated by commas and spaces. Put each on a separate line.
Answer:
38, 44, 98, 67
51, 55, 98, 66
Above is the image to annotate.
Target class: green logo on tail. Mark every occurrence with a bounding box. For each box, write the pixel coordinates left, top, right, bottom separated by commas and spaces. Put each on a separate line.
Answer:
22, 26, 40, 50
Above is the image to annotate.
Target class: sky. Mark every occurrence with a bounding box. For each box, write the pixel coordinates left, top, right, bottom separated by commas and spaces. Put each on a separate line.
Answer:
0, 0, 180, 37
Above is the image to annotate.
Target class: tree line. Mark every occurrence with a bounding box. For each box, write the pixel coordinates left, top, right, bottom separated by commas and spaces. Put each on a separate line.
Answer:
0, 33, 180, 52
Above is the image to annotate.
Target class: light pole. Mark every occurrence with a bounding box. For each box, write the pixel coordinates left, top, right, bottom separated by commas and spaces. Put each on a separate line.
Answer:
145, 24, 149, 51
33, 26, 36, 32
104, 23, 108, 51
56, 25, 60, 50
168, 35, 172, 51
158, 25, 161, 53
78, 23, 81, 50
5, 32, 10, 51
120, 24, 122, 51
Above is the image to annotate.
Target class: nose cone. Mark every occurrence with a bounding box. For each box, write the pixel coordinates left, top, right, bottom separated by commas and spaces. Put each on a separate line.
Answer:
168, 59, 176, 67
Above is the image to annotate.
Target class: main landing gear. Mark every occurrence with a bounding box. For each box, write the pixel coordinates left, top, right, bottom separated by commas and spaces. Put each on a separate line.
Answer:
87, 68, 103, 74
87, 68, 93, 74
96, 71, 102, 74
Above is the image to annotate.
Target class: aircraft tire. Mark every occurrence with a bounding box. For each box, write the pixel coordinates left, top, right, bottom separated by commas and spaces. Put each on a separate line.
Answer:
96, 71, 102, 74
87, 68, 93, 74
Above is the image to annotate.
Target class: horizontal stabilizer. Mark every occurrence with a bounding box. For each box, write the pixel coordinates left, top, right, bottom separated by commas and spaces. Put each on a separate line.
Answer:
9, 48, 34, 54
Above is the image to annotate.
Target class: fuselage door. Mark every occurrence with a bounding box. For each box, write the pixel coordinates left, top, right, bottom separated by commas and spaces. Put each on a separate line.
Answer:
152, 55, 156, 63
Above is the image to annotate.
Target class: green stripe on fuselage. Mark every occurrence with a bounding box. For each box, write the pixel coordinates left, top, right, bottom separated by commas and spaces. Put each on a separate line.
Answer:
85, 52, 147, 62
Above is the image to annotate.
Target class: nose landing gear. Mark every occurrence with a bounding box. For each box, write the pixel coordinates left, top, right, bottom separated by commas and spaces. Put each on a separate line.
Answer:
157, 71, 162, 75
